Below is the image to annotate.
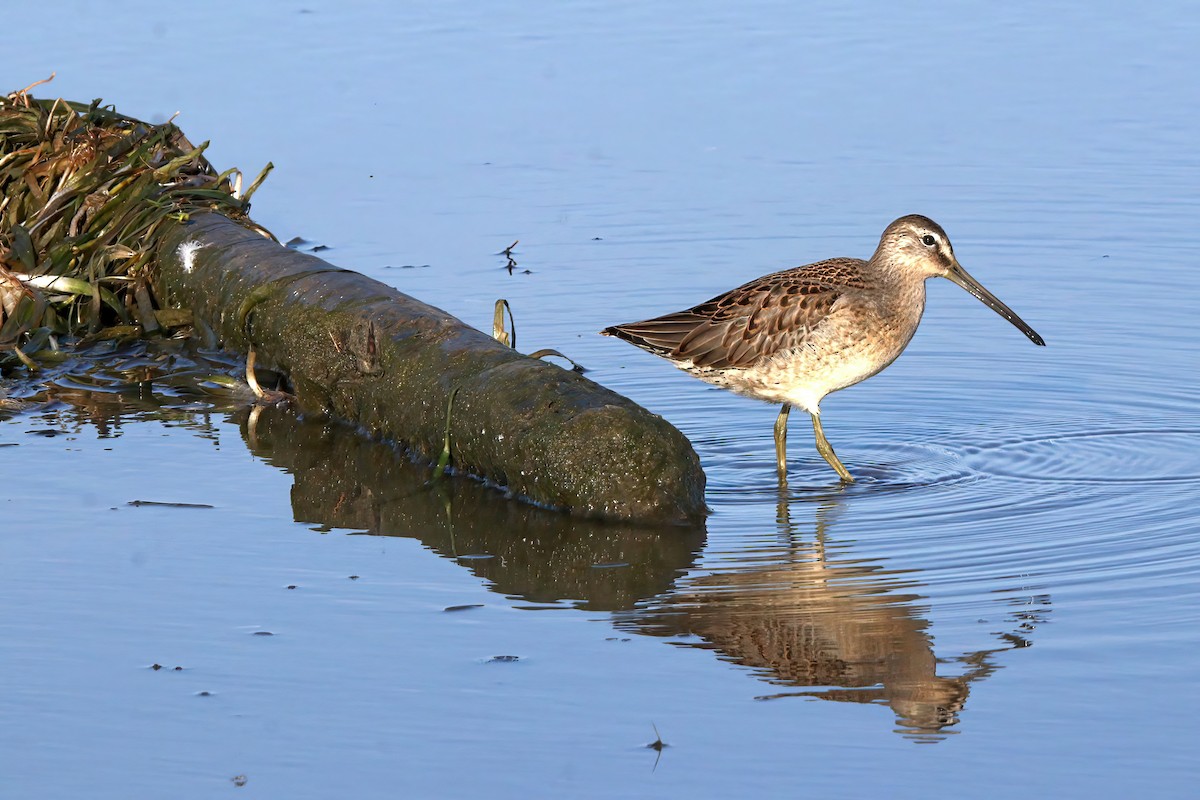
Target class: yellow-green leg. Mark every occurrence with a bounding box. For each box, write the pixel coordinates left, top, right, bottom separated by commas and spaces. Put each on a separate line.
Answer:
811, 412, 854, 483
774, 404, 791, 475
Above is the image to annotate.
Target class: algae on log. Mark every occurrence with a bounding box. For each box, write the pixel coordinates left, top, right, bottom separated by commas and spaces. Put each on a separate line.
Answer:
154, 213, 706, 523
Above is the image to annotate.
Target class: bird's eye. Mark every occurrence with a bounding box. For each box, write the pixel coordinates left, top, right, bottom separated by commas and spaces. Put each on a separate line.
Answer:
921, 234, 936, 247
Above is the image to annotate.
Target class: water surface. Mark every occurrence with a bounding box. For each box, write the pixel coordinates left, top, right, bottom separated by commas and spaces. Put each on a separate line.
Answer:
3, 2, 1198, 797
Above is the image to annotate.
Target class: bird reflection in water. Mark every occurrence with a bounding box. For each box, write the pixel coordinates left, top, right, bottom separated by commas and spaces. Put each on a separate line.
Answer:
618, 485, 1050, 740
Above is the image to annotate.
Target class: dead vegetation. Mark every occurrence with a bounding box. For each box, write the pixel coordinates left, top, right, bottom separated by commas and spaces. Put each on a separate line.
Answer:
0, 75, 271, 367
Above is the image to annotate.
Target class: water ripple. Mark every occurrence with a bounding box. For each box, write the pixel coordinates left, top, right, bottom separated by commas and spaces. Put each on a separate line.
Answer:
962, 426, 1200, 484
694, 408, 1200, 610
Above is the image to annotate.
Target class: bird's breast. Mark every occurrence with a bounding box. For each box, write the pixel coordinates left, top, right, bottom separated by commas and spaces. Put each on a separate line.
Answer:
713, 289, 925, 412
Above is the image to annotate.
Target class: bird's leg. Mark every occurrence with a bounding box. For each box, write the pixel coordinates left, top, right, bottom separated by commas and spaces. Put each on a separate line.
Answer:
774, 404, 791, 476
810, 412, 855, 483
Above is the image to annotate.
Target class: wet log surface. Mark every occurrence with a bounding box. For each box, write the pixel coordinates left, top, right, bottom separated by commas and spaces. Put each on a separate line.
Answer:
154, 213, 706, 523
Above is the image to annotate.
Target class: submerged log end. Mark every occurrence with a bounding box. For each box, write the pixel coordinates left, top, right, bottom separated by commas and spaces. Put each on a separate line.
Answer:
545, 401, 707, 523
443, 358, 706, 523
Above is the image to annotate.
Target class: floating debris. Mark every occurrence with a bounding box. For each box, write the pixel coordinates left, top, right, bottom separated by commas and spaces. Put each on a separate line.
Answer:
647, 723, 667, 751
497, 239, 519, 274
284, 236, 330, 252
646, 722, 667, 770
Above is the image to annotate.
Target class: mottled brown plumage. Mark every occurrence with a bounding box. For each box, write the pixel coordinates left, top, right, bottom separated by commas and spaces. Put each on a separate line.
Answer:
602, 215, 1045, 481
606, 259, 866, 371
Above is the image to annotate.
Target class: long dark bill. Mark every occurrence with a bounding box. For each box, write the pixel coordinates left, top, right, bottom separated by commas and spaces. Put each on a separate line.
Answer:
945, 261, 1045, 346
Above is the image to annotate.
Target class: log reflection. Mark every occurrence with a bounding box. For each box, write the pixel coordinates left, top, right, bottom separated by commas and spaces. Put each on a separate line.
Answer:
7, 353, 706, 614
237, 406, 706, 612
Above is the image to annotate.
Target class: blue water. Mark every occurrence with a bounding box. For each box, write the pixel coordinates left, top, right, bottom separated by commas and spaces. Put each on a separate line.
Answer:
3, 2, 1199, 797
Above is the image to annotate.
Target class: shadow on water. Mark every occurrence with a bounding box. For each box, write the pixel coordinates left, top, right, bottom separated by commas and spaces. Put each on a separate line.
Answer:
617, 481, 1051, 741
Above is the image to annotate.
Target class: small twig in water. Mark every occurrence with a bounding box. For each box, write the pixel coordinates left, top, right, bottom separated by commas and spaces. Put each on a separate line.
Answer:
245, 347, 294, 407
245, 348, 265, 398
648, 722, 666, 752
647, 722, 667, 771
497, 240, 519, 274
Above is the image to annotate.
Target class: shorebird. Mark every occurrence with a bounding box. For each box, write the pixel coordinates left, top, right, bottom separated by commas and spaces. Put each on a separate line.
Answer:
601, 215, 1045, 482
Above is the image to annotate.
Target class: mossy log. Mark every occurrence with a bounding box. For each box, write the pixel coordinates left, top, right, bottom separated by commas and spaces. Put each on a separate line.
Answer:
1, 85, 705, 523
154, 213, 706, 523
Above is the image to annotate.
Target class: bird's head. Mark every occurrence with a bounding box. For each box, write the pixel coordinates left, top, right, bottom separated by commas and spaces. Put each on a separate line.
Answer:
876, 215, 1045, 346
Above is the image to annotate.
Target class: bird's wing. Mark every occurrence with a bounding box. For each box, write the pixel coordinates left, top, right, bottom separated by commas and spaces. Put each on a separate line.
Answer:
604, 258, 869, 370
